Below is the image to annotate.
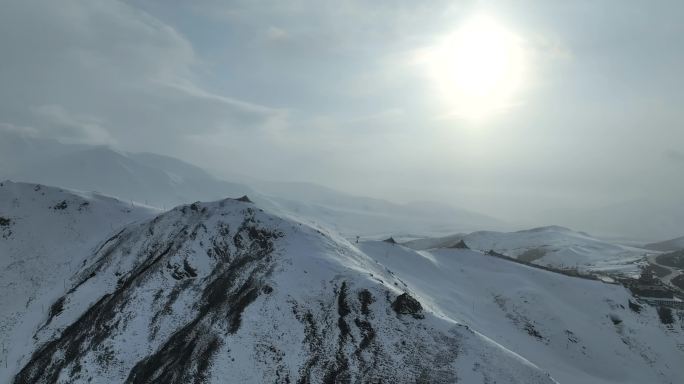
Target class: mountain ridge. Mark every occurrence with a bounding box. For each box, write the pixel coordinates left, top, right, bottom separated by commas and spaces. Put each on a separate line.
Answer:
4, 183, 555, 384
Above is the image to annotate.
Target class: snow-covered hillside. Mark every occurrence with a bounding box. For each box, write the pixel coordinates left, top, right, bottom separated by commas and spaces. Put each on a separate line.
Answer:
645, 236, 684, 252
359, 241, 684, 384
0, 181, 157, 380
4, 189, 554, 384
2, 184, 681, 383
404, 226, 653, 275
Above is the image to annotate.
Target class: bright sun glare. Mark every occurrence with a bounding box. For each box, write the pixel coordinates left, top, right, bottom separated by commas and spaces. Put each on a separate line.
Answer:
421, 15, 526, 120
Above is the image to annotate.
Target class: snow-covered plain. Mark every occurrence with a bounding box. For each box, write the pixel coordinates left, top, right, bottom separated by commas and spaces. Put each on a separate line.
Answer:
1, 182, 682, 383
404, 226, 655, 276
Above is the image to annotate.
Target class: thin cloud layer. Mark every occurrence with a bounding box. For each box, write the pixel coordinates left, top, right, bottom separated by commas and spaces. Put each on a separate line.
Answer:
0, 0, 281, 148
1, 0, 683, 240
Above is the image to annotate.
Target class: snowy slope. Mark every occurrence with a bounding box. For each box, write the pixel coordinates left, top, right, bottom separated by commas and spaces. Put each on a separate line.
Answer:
359, 241, 684, 384
645, 236, 684, 252
404, 226, 653, 275
0, 181, 157, 380
4, 191, 555, 384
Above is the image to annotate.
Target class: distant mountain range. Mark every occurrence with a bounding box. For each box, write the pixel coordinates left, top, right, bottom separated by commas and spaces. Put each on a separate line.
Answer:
0, 129, 505, 238
404, 225, 654, 276
645, 235, 684, 252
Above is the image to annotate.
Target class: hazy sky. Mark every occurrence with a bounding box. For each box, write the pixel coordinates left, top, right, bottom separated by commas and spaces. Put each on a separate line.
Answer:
1, 0, 683, 230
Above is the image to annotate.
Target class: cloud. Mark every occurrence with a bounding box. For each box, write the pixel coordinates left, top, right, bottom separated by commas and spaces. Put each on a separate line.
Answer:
265, 26, 289, 42
0, 0, 281, 148
664, 149, 684, 164
31, 105, 114, 144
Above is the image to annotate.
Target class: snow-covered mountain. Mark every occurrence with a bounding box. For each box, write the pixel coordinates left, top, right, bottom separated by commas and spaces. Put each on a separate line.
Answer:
2, 183, 682, 383
645, 236, 684, 252
0, 181, 158, 381
403, 226, 654, 276
2, 182, 553, 384
0, 130, 504, 237
254, 181, 505, 238
6, 146, 254, 210
359, 240, 684, 384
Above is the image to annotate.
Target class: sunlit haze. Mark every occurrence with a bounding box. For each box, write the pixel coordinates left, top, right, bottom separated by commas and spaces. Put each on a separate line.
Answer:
419, 14, 526, 119
1, 0, 683, 241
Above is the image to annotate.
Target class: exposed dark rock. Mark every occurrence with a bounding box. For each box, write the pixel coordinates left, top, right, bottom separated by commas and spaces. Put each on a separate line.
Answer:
391, 293, 424, 319
383, 237, 396, 244
354, 318, 375, 352
52, 200, 68, 210
78, 201, 90, 212
235, 195, 253, 203
449, 240, 469, 249
337, 282, 351, 318
609, 314, 622, 326
524, 322, 545, 341
657, 306, 674, 325
487, 249, 506, 257
628, 300, 642, 313
0, 216, 11, 226
47, 297, 65, 324
358, 290, 374, 316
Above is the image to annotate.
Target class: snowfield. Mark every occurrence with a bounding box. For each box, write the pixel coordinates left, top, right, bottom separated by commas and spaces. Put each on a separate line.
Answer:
0, 181, 157, 382
1, 182, 682, 383
359, 241, 684, 384
404, 226, 655, 276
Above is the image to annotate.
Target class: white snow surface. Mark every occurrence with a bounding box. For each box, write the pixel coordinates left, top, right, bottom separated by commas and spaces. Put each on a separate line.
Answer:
0, 181, 157, 380
404, 226, 655, 275
1, 182, 682, 383
359, 241, 684, 384
2, 182, 553, 384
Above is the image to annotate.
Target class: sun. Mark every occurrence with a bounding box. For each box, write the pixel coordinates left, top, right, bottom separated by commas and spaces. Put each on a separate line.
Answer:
419, 15, 526, 120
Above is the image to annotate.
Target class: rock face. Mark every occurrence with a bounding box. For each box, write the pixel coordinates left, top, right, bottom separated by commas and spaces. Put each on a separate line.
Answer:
10, 196, 555, 384
449, 240, 470, 249
391, 293, 424, 319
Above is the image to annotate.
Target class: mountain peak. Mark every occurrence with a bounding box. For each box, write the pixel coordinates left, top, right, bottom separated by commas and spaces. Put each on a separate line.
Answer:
8, 193, 556, 384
